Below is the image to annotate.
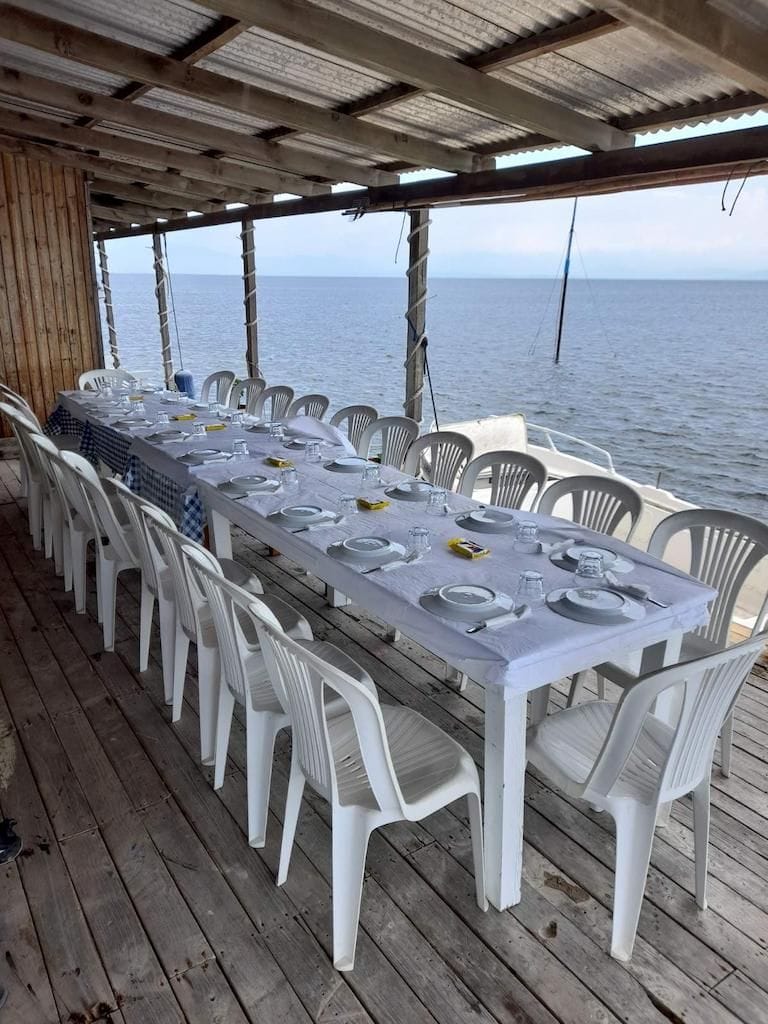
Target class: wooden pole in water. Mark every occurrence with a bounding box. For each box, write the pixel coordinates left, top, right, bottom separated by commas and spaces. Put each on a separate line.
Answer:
241, 217, 259, 376
404, 209, 430, 422
554, 197, 578, 365
152, 231, 174, 387
96, 238, 119, 368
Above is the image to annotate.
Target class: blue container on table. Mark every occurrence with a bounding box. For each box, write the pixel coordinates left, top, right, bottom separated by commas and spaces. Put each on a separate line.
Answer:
174, 369, 195, 399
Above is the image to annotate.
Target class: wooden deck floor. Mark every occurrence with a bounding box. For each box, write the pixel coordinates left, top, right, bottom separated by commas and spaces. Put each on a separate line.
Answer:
1, 458, 767, 1024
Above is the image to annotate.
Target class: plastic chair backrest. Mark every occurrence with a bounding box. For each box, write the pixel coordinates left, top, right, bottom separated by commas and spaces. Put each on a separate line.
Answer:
28, 431, 62, 506
329, 405, 378, 450
403, 430, 474, 490
0, 387, 37, 421
147, 513, 202, 639
286, 394, 330, 420
185, 547, 284, 704
200, 370, 235, 405
228, 377, 266, 412
61, 452, 136, 564
0, 402, 42, 483
259, 624, 405, 811
112, 480, 175, 595
79, 368, 137, 391
357, 416, 419, 469
459, 450, 548, 509
537, 474, 643, 541
587, 634, 767, 804
46, 446, 93, 525
253, 385, 294, 420
649, 508, 768, 647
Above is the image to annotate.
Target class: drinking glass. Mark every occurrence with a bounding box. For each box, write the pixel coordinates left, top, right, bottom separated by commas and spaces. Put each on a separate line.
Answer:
155, 412, 170, 427
193, 421, 206, 437
231, 411, 244, 427
515, 570, 545, 606
361, 463, 381, 488
269, 422, 285, 442
280, 466, 298, 491
131, 399, 146, 418
407, 526, 431, 557
338, 494, 358, 518
425, 489, 448, 516
232, 438, 249, 460
574, 552, 605, 597
207, 401, 219, 416
305, 441, 323, 463
514, 520, 539, 553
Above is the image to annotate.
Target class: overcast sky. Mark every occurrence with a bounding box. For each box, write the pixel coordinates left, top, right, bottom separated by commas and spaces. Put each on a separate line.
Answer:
103, 112, 768, 280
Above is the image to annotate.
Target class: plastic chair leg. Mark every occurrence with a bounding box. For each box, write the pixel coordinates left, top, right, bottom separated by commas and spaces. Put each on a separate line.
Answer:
71, 532, 87, 613
331, 807, 371, 972
567, 672, 585, 706
213, 685, 236, 790
720, 713, 733, 778
244, 707, 282, 848
43, 496, 53, 561
29, 485, 42, 550
51, 504, 64, 577
277, 747, 305, 886
692, 778, 710, 910
610, 802, 657, 962
596, 674, 607, 700
157, 596, 176, 704
197, 644, 220, 766
139, 581, 155, 673
98, 558, 119, 652
170, 631, 191, 721
467, 790, 488, 911
62, 530, 73, 593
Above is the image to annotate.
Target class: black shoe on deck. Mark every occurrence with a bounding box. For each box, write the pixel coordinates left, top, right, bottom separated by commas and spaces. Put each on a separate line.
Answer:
0, 819, 21, 864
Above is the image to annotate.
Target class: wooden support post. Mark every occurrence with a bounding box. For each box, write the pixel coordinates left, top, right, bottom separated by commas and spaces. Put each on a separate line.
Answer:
96, 239, 119, 368
152, 231, 174, 387
240, 217, 259, 375
404, 209, 430, 423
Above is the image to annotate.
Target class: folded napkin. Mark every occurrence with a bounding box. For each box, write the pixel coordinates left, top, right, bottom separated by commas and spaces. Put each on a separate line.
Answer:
282, 416, 355, 454
485, 603, 531, 630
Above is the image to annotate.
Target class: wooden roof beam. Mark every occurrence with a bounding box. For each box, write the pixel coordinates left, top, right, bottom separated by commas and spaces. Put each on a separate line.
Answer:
0, 131, 266, 204
91, 194, 187, 221
194, 0, 632, 152
0, 4, 483, 173
0, 66, 396, 188
89, 177, 221, 214
0, 107, 329, 197
604, 0, 768, 95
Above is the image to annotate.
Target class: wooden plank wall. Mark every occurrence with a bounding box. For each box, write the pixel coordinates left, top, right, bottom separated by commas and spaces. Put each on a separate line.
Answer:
0, 152, 101, 434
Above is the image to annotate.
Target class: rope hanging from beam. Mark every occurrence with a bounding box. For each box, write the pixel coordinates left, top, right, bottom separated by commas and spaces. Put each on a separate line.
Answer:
403, 212, 431, 413
96, 239, 119, 368
152, 234, 174, 387
239, 226, 258, 333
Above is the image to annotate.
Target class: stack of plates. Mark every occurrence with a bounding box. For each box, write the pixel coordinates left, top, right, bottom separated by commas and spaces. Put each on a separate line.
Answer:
455, 508, 517, 533
217, 474, 279, 497
267, 504, 333, 528
552, 543, 634, 575
328, 536, 405, 568
145, 428, 189, 443
385, 479, 434, 502
177, 448, 233, 465
419, 583, 514, 623
546, 586, 645, 624
283, 437, 324, 450
324, 456, 373, 473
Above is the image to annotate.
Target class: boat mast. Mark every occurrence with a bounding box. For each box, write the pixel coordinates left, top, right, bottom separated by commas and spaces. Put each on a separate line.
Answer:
554, 197, 578, 365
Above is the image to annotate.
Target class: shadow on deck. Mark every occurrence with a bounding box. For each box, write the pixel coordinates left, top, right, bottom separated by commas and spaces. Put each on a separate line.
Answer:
0, 458, 766, 1024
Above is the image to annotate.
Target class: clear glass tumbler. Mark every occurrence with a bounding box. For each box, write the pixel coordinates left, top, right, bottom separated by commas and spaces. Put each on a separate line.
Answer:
407, 525, 431, 556
425, 489, 448, 515
515, 570, 545, 606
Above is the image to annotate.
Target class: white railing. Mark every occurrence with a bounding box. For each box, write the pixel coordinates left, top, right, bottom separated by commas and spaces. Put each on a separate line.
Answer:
527, 422, 616, 474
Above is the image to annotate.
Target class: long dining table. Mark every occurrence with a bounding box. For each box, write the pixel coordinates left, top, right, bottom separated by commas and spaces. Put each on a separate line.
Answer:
55, 389, 716, 910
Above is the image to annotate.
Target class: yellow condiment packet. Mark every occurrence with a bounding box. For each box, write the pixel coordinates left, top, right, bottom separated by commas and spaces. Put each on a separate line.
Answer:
266, 456, 293, 468
172, 413, 196, 421
356, 497, 391, 511
205, 422, 226, 431
448, 537, 490, 559
128, 395, 143, 402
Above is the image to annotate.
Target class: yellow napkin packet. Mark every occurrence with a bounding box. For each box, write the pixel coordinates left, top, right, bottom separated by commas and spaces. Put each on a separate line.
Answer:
356, 497, 391, 511
171, 413, 196, 421
128, 394, 144, 402
266, 456, 293, 468
205, 422, 226, 431
448, 537, 490, 559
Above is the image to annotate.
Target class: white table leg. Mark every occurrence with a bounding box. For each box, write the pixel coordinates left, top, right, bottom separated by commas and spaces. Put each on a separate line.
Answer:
325, 585, 350, 608
208, 508, 233, 560
484, 685, 528, 910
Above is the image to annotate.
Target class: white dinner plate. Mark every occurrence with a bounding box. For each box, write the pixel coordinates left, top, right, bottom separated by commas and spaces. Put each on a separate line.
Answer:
178, 449, 234, 465
546, 586, 645, 625
217, 478, 279, 497
455, 508, 517, 532
550, 545, 634, 575
230, 474, 268, 491
563, 544, 618, 567
145, 429, 190, 443
384, 479, 434, 501
283, 437, 324, 450
111, 418, 152, 428
275, 504, 324, 523
323, 456, 373, 473
328, 536, 405, 567
419, 583, 514, 623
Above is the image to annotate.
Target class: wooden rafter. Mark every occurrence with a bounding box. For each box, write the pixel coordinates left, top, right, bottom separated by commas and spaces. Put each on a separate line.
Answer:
0, 108, 329, 197
0, 132, 268, 204
0, 67, 396, 189
90, 194, 187, 222
0, 4, 485, 174
194, 0, 631, 153
605, 0, 768, 95
89, 178, 221, 215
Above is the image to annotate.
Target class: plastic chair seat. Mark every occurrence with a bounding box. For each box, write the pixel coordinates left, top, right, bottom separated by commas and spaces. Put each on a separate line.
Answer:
528, 701, 675, 804
197, 590, 310, 649
220, 558, 263, 594
329, 704, 475, 812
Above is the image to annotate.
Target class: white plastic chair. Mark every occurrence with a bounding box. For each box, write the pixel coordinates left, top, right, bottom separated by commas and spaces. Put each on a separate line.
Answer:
357, 416, 419, 470
27, 432, 66, 574
78, 368, 137, 391
43, 444, 99, 612
459, 450, 548, 510
258, 624, 487, 971
286, 393, 330, 420
200, 370, 236, 406
528, 633, 767, 962
537, 474, 643, 542
581, 509, 768, 776
0, 402, 45, 548
252, 385, 294, 421
58, 451, 139, 651
329, 405, 378, 451
228, 377, 266, 413
403, 430, 474, 491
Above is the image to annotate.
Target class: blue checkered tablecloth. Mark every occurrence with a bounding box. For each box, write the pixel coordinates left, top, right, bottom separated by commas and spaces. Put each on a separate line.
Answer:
45, 403, 205, 541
